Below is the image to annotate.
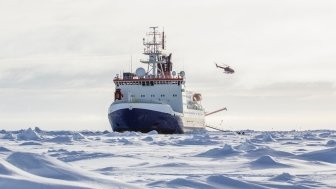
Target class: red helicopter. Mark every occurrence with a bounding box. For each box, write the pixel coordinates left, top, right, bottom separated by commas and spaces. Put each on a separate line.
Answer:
215, 63, 235, 74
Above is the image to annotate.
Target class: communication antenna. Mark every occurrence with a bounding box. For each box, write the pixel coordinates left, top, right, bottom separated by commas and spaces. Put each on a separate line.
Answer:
130, 55, 133, 73
136, 67, 146, 77
180, 71, 185, 77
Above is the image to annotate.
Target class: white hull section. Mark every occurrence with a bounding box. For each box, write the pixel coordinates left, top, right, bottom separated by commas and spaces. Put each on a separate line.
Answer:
181, 109, 205, 131
109, 102, 175, 115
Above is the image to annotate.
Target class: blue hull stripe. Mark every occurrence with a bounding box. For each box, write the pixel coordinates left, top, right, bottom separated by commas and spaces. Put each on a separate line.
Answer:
108, 108, 184, 134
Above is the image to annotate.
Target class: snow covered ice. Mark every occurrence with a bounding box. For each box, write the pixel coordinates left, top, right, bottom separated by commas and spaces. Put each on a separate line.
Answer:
1, 128, 336, 188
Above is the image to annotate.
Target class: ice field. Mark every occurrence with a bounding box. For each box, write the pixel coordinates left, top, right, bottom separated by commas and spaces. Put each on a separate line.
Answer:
1, 128, 336, 188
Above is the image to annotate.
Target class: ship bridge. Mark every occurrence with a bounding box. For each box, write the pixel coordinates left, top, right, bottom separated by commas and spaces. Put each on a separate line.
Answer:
113, 75, 185, 87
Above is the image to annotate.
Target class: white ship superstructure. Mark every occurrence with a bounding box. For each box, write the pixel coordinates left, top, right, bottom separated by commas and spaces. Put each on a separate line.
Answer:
108, 27, 205, 134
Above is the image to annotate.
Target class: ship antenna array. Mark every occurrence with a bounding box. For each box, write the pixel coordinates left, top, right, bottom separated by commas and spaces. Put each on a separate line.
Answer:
141, 26, 165, 77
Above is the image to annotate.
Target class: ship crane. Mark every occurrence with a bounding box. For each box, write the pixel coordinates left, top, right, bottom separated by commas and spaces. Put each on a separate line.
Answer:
205, 107, 229, 132
205, 107, 227, 116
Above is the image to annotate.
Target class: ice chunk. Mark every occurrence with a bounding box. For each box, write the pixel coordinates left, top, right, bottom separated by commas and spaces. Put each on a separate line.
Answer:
17, 128, 42, 141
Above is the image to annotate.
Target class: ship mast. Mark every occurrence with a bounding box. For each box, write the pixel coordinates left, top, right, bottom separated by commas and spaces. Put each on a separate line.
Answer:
140, 27, 167, 78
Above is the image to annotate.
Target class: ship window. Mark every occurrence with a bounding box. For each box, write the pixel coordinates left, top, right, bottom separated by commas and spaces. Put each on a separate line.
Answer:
150, 81, 154, 86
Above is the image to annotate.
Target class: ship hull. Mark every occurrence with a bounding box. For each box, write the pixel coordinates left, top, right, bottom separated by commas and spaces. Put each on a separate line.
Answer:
108, 103, 184, 134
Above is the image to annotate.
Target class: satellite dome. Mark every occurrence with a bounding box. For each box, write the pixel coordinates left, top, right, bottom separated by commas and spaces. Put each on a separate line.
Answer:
172, 71, 176, 76
136, 67, 146, 77
179, 71, 185, 77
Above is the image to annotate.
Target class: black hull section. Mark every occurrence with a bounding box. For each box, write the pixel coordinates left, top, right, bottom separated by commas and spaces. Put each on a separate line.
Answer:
108, 108, 184, 134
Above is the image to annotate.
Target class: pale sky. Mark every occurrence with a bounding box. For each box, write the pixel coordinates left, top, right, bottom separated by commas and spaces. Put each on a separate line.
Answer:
1, 0, 336, 131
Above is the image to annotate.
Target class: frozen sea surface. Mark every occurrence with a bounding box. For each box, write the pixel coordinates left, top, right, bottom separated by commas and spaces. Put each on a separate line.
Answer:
1, 128, 336, 188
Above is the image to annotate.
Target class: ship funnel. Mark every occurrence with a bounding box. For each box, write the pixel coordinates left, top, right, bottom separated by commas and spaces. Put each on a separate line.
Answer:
162, 31, 165, 49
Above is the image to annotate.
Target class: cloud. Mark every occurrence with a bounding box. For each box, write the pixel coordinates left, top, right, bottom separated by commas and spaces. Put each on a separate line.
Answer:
1, 0, 336, 130
0, 55, 134, 89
